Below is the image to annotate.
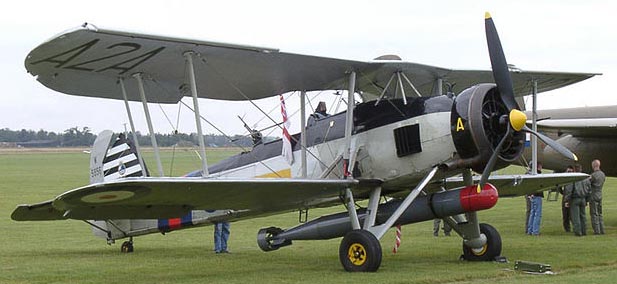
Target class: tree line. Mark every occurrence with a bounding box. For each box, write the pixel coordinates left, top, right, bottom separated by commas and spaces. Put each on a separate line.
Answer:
0, 127, 270, 148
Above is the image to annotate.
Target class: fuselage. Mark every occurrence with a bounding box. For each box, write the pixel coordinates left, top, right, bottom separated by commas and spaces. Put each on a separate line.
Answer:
199, 96, 457, 191
97, 96, 462, 241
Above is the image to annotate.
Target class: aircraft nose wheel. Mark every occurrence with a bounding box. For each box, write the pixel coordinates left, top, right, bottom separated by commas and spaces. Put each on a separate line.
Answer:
339, 230, 382, 272
462, 223, 501, 261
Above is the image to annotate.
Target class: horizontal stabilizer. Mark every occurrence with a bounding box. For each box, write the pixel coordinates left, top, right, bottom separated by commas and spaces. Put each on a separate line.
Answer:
11, 201, 67, 221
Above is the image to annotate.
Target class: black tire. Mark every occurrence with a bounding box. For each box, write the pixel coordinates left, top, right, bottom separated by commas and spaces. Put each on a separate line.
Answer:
121, 241, 134, 253
257, 227, 291, 251
339, 230, 382, 272
462, 223, 501, 261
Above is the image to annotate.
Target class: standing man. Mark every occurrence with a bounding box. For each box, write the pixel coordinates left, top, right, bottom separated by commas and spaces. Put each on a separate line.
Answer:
558, 165, 574, 232
589, 159, 606, 235
214, 221, 231, 253
433, 219, 452, 237
565, 164, 591, 236
526, 162, 543, 235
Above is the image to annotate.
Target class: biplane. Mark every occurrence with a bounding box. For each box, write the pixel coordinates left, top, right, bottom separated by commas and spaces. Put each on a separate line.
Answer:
12, 13, 593, 272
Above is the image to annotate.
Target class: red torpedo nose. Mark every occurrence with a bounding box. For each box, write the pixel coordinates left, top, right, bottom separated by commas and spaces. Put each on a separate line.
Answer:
459, 183, 499, 212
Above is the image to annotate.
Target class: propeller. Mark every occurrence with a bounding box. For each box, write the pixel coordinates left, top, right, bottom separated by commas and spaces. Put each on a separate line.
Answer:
485, 12, 517, 111
477, 12, 578, 191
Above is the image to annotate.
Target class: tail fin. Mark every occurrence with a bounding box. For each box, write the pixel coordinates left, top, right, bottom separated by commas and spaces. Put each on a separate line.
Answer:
90, 130, 148, 184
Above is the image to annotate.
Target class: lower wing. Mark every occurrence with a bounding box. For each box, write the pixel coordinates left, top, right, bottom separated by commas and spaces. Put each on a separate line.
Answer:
438, 172, 588, 197
12, 178, 381, 221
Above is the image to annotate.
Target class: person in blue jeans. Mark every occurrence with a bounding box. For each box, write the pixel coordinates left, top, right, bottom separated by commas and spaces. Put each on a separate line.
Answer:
526, 162, 543, 236
527, 192, 543, 235
214, 221, 230, 253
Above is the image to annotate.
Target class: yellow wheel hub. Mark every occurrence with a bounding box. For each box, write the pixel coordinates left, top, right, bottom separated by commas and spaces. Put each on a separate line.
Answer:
347, 243, 367, 266
471, 244, 488, 256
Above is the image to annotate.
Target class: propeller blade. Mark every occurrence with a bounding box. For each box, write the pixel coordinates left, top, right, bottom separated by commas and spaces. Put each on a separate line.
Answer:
522, 126, 578, 161
485, 12, 518, 110
478, 126, 512, 191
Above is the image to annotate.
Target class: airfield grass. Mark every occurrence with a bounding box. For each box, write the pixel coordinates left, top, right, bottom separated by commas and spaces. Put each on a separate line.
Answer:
1, 148, 616, 283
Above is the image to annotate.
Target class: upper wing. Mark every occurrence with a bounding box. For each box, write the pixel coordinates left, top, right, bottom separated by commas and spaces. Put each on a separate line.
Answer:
12, 177, 380, 221
442, 70, 598, 98
25, 24, 597, 103
437, 172, 588, 197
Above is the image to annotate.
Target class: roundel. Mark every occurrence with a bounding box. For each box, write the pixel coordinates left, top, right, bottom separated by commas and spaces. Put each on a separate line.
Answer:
118, 161, 127, 176
81, 191, 135, 203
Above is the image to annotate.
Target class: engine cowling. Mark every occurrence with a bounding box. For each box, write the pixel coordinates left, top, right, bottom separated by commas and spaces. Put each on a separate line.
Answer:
450, 83, 525, 173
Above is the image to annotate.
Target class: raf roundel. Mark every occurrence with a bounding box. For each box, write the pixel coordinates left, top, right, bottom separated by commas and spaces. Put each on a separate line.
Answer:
80, 191, 135, 203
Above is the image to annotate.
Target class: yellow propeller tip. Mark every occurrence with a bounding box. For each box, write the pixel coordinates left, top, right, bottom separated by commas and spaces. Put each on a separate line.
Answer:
573, 154, 578, 161
485, 12, 492, 19
476, 185, 482, 193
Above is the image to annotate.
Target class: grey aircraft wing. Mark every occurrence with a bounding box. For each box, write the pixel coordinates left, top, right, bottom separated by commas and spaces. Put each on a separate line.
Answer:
12, 178, 380, 221
25, 24, 597, 104
436, 172, 589, 197
528, 105, 617, 137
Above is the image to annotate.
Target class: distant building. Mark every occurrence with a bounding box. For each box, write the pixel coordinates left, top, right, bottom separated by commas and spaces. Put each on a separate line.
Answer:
0, 142, 17, 148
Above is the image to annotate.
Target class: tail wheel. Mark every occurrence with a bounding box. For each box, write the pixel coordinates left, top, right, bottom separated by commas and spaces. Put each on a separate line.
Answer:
339, 230, 382, 272
462, 223, 501, 261
120, 240, 134, 253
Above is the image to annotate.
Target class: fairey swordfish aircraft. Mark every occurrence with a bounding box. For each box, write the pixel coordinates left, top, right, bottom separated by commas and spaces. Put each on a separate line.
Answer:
13, 13, 594, 272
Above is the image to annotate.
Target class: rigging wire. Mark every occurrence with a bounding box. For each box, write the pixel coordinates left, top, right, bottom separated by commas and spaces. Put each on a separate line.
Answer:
250, 91, 296, 133
178, 100, 282, 177
168, 102, 184, 176
155, 102, 182, 176
197, 55, 330, 170
149, 78, 283, 177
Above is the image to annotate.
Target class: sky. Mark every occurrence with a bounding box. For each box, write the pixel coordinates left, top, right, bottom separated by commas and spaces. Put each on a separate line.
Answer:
1, 0, 615, 137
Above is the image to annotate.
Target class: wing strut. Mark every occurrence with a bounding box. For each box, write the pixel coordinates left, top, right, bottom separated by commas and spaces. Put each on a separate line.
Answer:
374, 71, 424, 106
300, 91, 308, 178
433, 77, 444, 96
343, 71, 357, 175
119, 78, 147, 176
530, 79, 538, 175
134, 73, 165, 177
343, 71, 360, 229
344, 188, 361, 230
185, 52, 209, 177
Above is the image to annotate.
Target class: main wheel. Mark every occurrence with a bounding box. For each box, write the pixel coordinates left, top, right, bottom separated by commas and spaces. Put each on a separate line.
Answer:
462, 223, 501, 261
339, 230, 382, 272
121, 241, 134, 253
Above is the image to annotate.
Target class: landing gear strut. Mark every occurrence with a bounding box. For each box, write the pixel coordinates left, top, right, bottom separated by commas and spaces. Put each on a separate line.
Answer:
339, 230, 382, 272
462, 223, 501, 261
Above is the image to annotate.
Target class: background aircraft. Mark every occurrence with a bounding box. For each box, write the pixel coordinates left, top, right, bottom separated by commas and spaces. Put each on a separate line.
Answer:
523, 105, 617, 176
12, 14, 589, 272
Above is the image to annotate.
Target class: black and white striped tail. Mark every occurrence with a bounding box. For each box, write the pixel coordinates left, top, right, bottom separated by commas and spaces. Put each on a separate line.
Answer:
102, 134, 148, 181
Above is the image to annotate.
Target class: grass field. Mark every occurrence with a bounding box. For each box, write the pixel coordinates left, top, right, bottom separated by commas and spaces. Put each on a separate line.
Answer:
1, 148, 616, 283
